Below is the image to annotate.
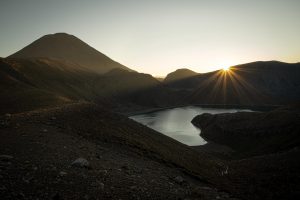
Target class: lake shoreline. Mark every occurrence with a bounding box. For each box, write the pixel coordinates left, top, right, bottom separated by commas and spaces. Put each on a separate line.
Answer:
126, 103, 280, 116
129, 105, 255, 146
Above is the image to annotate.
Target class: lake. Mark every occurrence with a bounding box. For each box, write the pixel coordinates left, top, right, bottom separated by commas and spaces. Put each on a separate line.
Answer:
130, 106, 251, 146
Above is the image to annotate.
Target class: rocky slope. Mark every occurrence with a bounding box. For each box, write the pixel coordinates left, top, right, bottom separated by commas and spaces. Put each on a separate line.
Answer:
0, 103, 237, 200
2, 102, 299, 199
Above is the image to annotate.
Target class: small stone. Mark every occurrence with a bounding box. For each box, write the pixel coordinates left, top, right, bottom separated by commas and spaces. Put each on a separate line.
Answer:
130, 186, 137, 190
98, 170, 108, 175
134, 168, 142, 174
99, 182, 105, 190
91, 182, 98, 187
18, 192, 25, 198
121, 165, 129, 170
0, 185, 7, 191
0, 121, 9, 127
22, 177, 30, 184
198, 186, 212, 190
0, 155, 14, 161
59, 171, 67, 176
71, 158, 90, 168
174, 176, 184, 184
52, 192, 61, 200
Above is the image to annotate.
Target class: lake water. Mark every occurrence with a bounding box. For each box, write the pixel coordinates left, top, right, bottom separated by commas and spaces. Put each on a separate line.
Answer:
130, 106, 251, 146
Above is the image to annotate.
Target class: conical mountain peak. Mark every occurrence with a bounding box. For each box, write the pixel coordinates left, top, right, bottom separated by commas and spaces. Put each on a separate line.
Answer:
9, 33, 131, 73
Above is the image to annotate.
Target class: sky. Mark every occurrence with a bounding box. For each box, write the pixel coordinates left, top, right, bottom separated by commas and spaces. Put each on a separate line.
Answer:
0, 0, 299, 76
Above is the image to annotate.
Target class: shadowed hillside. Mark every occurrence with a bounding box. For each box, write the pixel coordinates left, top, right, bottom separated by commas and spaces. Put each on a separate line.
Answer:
9, 33, 131, 74
0, 57, 176, 115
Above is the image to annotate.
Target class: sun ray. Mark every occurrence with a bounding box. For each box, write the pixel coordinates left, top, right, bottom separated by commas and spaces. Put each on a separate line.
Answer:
223, 66, 230, 71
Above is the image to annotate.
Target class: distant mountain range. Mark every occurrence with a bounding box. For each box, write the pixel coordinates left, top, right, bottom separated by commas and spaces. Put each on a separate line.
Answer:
166, 61, 300, 105
1, 33, 300, 114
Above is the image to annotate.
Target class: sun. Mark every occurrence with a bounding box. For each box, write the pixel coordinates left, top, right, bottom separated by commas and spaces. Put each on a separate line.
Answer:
223, 66, 231, 71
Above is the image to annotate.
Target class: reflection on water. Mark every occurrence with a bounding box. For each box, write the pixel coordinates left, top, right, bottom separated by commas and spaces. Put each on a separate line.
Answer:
130, 106, 250, 146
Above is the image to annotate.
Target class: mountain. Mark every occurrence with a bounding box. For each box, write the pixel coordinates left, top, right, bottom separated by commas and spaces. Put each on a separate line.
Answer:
8, 33, 131, 74
166, 61, 300, 105
164, 68, 198, 83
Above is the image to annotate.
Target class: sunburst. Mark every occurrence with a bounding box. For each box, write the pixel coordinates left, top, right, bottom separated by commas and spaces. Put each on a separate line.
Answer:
223, 66, 230, 71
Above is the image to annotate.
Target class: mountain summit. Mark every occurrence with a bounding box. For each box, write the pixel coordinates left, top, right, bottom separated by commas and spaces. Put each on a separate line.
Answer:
9, 33, 131, 73
164, 68, 198, 83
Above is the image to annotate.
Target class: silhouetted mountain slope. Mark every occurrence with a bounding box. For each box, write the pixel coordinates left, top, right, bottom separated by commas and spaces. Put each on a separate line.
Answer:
0, 58, 74, 114
0, 58, 175, 114
9, 33, 131, 73
168, 61, 300, 105
164, 68, 198, 83
0, 57, 98, 97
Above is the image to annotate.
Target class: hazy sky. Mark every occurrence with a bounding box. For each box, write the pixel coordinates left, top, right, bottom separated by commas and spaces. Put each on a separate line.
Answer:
0, 0, 299, 76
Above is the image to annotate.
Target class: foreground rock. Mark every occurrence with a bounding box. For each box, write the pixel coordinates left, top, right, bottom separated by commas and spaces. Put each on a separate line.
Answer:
71, 158, 90, 168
